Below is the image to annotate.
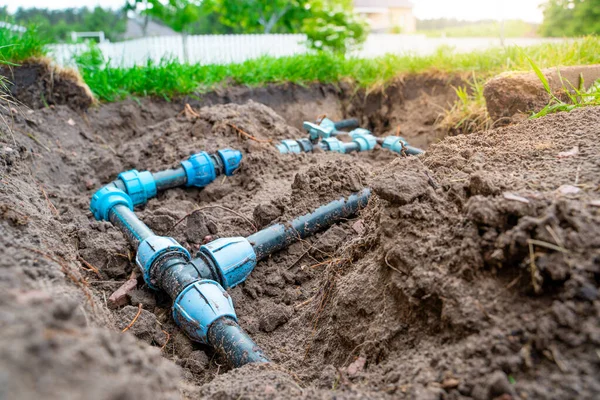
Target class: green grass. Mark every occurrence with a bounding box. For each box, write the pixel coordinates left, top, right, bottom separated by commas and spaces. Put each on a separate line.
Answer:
0, 27, 48, 63
75, 36, 600, 102
527, 55, 600, 118
419, 20, 537, 38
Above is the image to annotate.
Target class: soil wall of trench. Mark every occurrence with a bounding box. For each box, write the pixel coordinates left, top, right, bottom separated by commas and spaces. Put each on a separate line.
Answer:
0, 62, 599, 399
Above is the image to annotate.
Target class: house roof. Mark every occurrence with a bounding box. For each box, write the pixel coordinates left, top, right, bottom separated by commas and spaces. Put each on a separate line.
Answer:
354, 0, 414, 8
124, 18, 179, 40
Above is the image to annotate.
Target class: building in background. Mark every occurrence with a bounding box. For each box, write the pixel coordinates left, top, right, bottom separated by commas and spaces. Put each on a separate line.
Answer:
354, 0, 416, 33
124, 17, 179, 40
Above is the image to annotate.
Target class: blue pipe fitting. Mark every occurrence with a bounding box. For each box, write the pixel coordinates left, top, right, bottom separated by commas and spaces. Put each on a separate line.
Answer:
136, 235, 191, 289
276, 139, 302, 154
181, 152, 217, 188
382, 136, 424, 155
172, 279, 237, 344
322, 137, 345, 153
382, 136, 408, 154
90, 186, 133, 221
117, 170, 158, 207
217, 149, 243, 176
350, 129, 377, 151
199, 237, 257, 289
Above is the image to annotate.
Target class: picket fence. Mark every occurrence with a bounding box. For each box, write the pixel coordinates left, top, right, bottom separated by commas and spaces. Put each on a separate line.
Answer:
47, 34, 567, 67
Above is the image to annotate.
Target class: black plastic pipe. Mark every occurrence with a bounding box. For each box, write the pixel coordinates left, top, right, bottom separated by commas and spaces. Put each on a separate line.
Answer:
247, 188, 371, 261
208, 317, 270, 367
334, 118, 360, 130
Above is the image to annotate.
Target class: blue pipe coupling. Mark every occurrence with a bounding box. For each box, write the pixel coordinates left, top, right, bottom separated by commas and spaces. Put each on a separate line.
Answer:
199, 237, 257, 289
181, 149, 242, 188
349, 129, 377, 151
116, 149, 242, 207
172, 279, 237, 344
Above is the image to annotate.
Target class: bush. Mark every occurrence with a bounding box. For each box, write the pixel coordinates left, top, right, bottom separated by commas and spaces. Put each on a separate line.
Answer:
303, 4, 368, 54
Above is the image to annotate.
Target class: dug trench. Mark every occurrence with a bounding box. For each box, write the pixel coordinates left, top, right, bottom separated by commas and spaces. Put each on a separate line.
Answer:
0, 61, 599, 399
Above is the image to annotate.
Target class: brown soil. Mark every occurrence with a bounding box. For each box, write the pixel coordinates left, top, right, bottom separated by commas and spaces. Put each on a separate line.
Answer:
0, 65, 599, 400
0, 59, 94, 111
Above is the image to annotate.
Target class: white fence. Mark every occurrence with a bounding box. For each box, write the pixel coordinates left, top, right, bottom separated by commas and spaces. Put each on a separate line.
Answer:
48, 34, 568, 67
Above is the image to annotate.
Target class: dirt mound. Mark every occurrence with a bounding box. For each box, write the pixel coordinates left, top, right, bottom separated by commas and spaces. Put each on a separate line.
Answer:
484, 64, 600, 123
0, 59, 94, 111
0, 74, 598, 400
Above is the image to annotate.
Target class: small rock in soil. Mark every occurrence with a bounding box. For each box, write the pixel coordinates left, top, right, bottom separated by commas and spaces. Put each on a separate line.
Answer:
259, 303, 291, 332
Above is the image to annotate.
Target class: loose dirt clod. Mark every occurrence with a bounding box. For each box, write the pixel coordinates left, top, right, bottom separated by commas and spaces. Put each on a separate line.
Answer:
0, 66, 598, 399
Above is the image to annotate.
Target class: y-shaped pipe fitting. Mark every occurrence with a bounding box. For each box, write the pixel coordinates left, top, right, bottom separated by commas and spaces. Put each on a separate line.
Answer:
90, 151, 268, 368
108, 149, 242, 207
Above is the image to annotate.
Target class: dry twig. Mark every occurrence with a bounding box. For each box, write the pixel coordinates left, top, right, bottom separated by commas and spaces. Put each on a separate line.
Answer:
77, 255, 101, 278
227, 123, 272, 144
122, 303, 143, 333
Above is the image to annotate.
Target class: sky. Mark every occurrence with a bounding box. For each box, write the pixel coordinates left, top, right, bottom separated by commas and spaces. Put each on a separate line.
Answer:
3, 0, 547, 23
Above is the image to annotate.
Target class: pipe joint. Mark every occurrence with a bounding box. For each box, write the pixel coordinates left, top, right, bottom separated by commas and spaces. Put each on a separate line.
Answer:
382, 136, 408, 154
172, 279, 237, 344
322, 137, 345, 153
117, 169, 157, 207
199, 237, 257, 289
350, 129, 377, 151
90, 186, 133, 221
136, 235, 191, 289
181, 152, 217, 188
276, 139, 302, 154
217, 149, 243, 176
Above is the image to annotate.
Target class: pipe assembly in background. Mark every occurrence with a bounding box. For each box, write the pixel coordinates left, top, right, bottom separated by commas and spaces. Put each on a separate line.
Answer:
276, 117, 424, 156
90, 150, 371, 368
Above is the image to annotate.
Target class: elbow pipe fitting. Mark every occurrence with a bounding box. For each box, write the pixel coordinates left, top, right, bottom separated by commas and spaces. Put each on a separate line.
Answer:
382, 136, 424, 156
90, 186, 134, 221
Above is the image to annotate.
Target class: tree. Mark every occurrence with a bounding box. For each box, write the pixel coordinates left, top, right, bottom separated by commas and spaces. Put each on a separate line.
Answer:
303, 1, 367, 53
126, 0, 210, 61
540, 0, 600, 37
0, 7, 126, 42
212, 0, 311, 34
212, 0, 367, 53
